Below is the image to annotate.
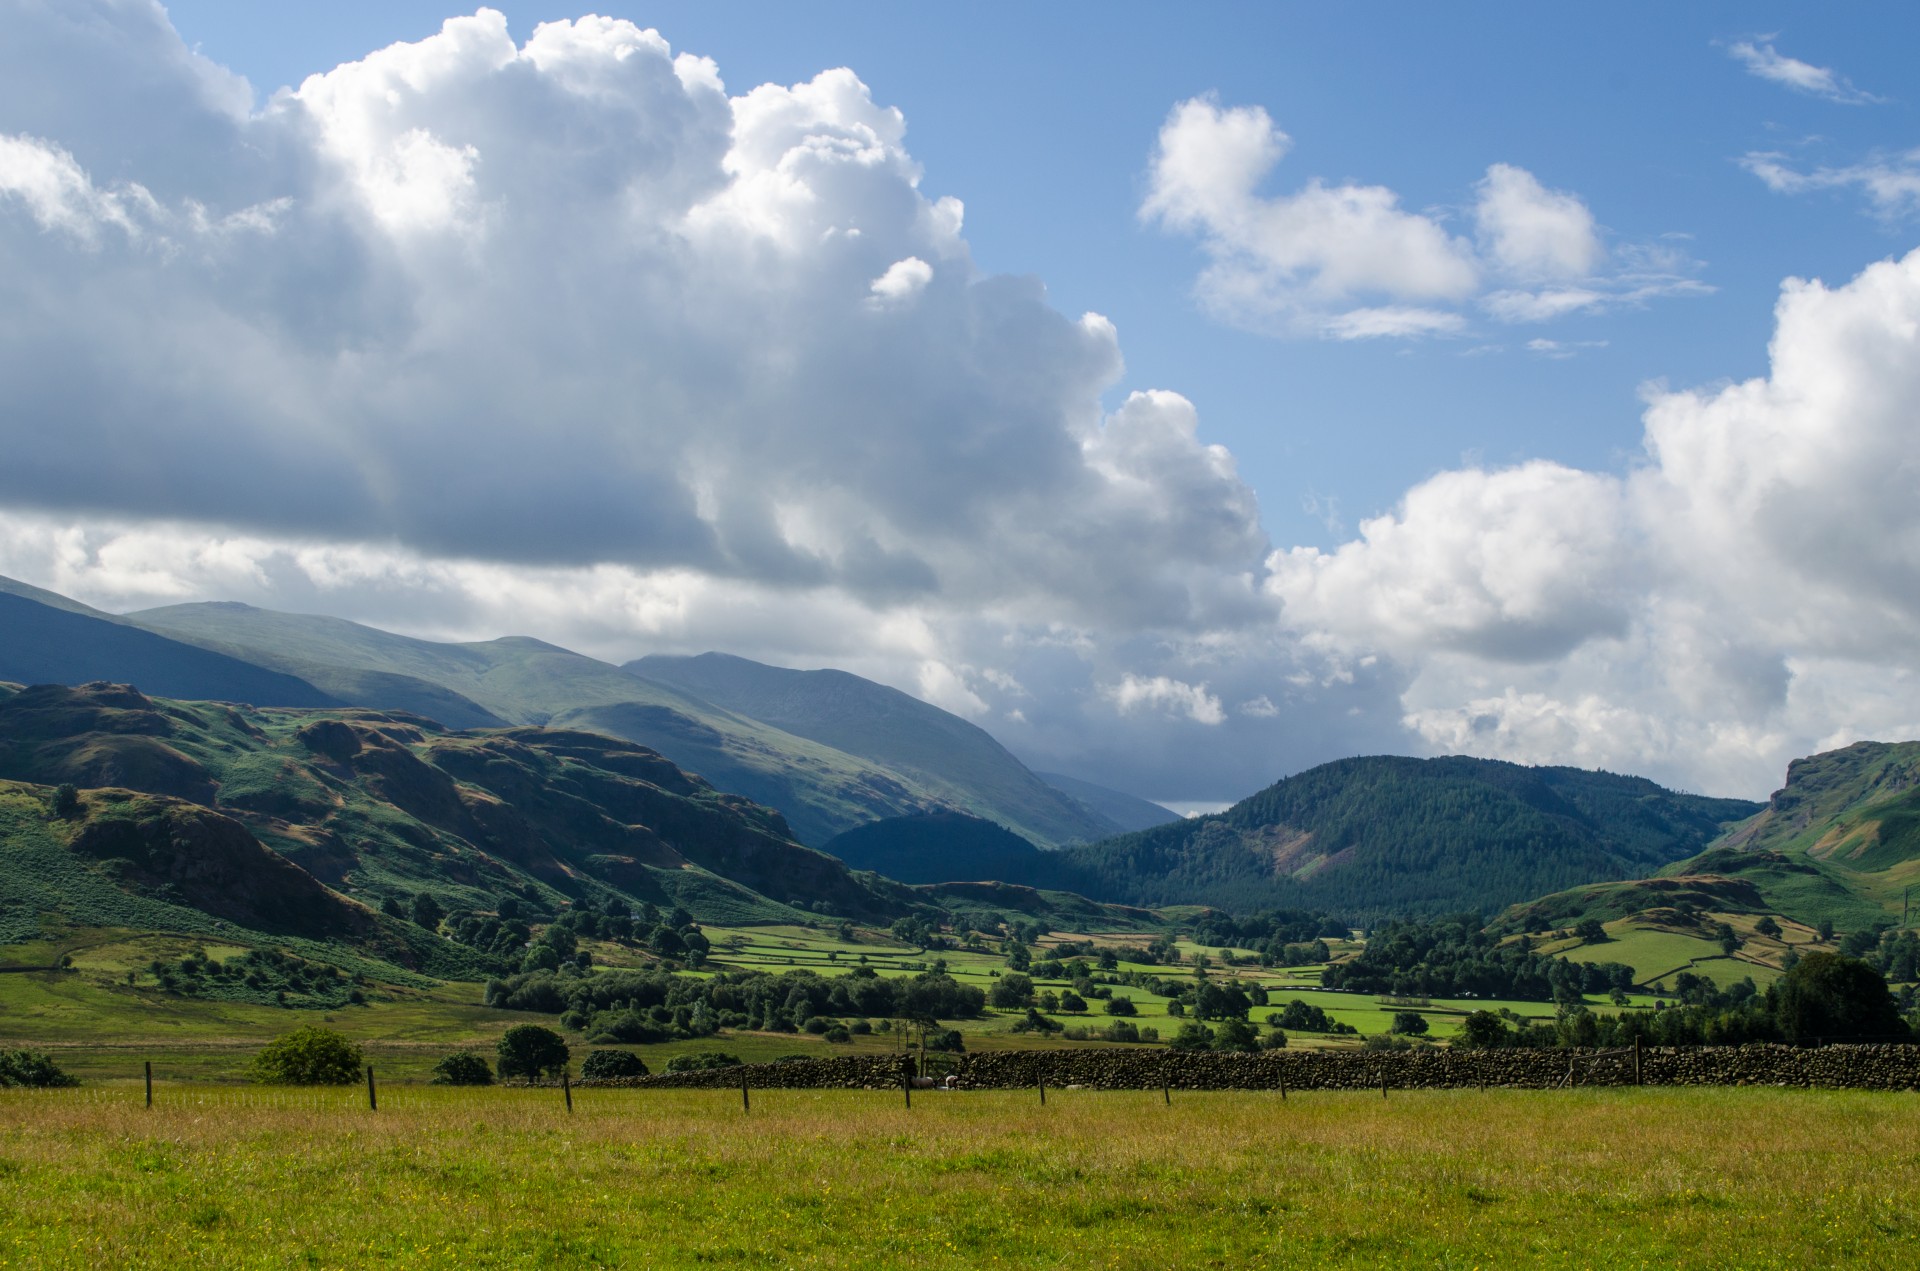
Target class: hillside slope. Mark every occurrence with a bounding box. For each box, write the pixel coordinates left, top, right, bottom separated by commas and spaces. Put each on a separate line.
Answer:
629, 652, 1123, 847
0, 683, 921, 951
0, 588, 335, 708
124, 603, 968, 844
1034, 771, 1178, 833
1053, 755, 1761, 918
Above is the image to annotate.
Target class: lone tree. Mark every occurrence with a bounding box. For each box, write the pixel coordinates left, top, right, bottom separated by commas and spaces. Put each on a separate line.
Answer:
249, 1027, 364, 1085
496, 1024, 570, 1082
1573, 918, 1609, 944
1769, 952, 1909, 1043
50, 784, 80, 819
430, 1051, 494, 1086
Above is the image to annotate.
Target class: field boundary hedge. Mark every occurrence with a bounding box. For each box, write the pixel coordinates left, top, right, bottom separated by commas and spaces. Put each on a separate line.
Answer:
581, 1045, 1920, 1092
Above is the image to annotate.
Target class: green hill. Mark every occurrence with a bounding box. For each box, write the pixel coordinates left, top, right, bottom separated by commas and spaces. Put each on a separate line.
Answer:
822, 812, 1076, 886
1050, 755, 1761, 919
122, 603, 976, 845
0, 589, 335, 708
0, 682, 921, 948
628, 653, 1124, 847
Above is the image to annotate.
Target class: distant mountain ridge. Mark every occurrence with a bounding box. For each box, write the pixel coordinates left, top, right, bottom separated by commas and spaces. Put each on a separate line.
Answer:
628, 652, 1125, 847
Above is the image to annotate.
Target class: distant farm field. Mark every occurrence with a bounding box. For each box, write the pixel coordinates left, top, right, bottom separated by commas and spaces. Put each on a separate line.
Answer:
1, 1085, 1916, 1268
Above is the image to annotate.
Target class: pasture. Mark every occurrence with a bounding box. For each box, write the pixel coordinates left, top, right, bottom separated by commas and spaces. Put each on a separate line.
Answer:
0, 1084, 1916, 1268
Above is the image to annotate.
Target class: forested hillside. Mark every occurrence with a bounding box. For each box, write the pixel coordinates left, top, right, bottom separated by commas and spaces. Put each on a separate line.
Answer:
1053, 756, 1761, 918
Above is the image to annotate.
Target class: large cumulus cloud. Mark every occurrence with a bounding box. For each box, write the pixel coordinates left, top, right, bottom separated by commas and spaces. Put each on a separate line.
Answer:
1271, 247, 1920, 796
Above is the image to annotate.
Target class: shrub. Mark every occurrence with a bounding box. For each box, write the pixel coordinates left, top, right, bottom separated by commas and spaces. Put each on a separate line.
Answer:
665, 1051, 741, 1073
823, 1026, 852, 1043
1103, 995, 1137, 1017
430, 1051, 493, 1086
580, 1049, 649, 1080
50, 784, 80, 819
496, 1024, 570, 1082
1168, 1022, 1214, 1051
0, 1049, 78, 1087
249, 1027, 363, 1085
1390, 1011, 1430, 1036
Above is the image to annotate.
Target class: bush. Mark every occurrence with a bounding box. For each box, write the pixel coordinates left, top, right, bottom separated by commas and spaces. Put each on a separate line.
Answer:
496, 1024, 570, 1082
249, 1027, 363, 1085
823, 1026, 852, 1043
50, 784, 80, 819
1103, 995, 1137, 1017
580, 1049, 649, 1080
429, 1051, 493, 1086
664, 1051, 741, 1073
1390, 1011, 1430, 1036
0, 1049, 78, 1087
1168, 1022, 1214, 1051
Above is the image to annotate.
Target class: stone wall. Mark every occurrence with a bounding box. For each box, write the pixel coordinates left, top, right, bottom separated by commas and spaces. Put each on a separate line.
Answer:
950, 1044, 1920, 1092
577, 1045, 1920, 1093
581, 1054, 911, 1090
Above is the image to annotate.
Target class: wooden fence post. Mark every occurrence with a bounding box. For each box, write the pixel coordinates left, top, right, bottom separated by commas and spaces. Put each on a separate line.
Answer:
366, 1065, 377, 1111
1278, 1071, 1286, 1101
563, 1072, 572, 1114
1162, 1081, 1170, 1106
1634, 1036, 1643, 1086
1038, 1078, 1046, 1106
1380, 1070, 1388, 1100
741, 1069, 750, 1113
144, 1061, 152, 1110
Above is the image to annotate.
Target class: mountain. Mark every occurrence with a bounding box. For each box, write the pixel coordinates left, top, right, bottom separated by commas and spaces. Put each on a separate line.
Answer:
822, 812, 1076, 887
0, 587, 336, 709
1035, 771, 1178, 832
627, 653, 1124, 847
122, 603, 978, 845
0, 682, 919, 944
1045, 755, 1762, 919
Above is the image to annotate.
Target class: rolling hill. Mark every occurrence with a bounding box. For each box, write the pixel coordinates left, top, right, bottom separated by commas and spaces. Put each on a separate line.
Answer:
1045, 755, 1762, 918
0, 682, 920, 945
0, 587, 336, 709
119, 603, 983, 845
1033, 771, 1178, 833
629, 652, 1125, 847
1514, 741, 1920, 935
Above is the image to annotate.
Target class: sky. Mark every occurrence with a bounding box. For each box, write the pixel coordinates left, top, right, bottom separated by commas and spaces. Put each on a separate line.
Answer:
2, 2, 1918, 808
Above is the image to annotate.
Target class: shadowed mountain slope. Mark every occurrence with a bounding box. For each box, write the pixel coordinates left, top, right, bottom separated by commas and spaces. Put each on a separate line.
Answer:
627, 653, 1124, 847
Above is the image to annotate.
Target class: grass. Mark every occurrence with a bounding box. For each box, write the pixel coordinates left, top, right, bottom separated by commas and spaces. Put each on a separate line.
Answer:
0, 1085, 1916, 1268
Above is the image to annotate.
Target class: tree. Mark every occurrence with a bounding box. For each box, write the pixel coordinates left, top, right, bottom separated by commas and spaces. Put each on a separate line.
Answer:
1168, 1022, 1214, 1051
249, 1027, 363, 1085
1389, 1011, 1429, 1036
988, 972, 1035, 1010
1573, 918, 1608, 943
496, 1024, 570, 1081
1212, 1018, 1260, 1052
50, 784, 80, 819
1103, 995, 1137, 1017
1058, 991, 1088, 1013
1457, 1010, 1512, 1049
1755, 916, 1783, 938
430, 1051, 493, 1085
410, 893, 445, 931
0, 1049, 78, 1088
1817, 918, 1835, 941
1768, 953, 1909, 1044
580, 1049, 649, 1080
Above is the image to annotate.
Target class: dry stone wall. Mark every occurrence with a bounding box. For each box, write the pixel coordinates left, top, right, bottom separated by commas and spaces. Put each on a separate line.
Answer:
578, 1045, 1919, 1093
952, 1044, 1920, 1092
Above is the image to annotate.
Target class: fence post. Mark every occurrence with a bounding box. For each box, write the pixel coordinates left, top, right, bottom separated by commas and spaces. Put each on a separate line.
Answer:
366, 1065, 377, 1111
741, 1069, 750, 1113
1634, 1036, 1643, 1086
1162, 1080, 1170, 1106
563, 1072, 572, 1114
1038, 1078, 1046, 1106
144, 1061, 152, 1109
1278, 1070, 1286, 1101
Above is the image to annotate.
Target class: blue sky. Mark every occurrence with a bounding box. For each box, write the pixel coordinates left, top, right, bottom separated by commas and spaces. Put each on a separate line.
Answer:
157, 2, 1919, 548
4, 2, 1919, 805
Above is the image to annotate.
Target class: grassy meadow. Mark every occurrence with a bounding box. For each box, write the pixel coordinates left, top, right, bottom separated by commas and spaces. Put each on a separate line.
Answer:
1, 1084, 1916, 1268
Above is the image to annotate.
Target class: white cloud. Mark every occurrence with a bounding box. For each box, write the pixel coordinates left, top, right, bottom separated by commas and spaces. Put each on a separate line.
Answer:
869, 256, 932, 301
1474, 163, 1602, 280
1742, 149, 1920, 222
1727, 40, 1882, 105
1103, 674, 1226, 726
1270, 246, 1920, 796
1145, 97, 1703, 340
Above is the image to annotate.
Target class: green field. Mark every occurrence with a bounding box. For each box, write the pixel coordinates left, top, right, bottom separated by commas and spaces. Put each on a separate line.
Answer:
1, 1084, 1916, 1268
